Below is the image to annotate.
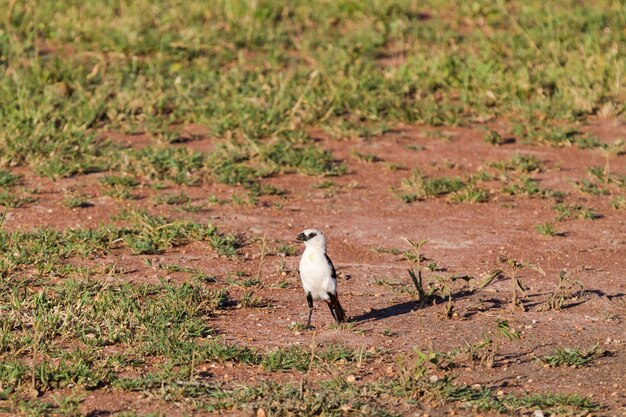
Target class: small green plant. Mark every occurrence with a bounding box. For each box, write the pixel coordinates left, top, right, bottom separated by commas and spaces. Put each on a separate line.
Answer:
210, 233, 241, 257
450, 186, 489, 203
541, 344, 602, 367
425, 262, 444, 272
610, 196, 625, 209
483, 129, 503, 145
479, 258, 545, 310
535, 222, 560, 236
543, 271, 584, 311
575, 136, 605, 149
434, 274, 473, 318
99, 175, 139, 188
271, 280, 290, 289
0, 191, 37, 208
351, 149, 382, 163
395, 170, 465, 202
104, 187, 134, 200
63, 196, 93, 208
288, 322, 308, 332
237, 291, 268, 308
426, 177, 466, 196
553, 203, 598, 221
313, 180, 335, 189
276, 244, 297, 256
51, 391, 87, 416
458, 335, 498, 368
576, 180, 608, 196
453, 321, 519, 368
588, 166, 608, 184
154, 192, 192, 206
0, 170, 21, 187
375, 247, 403, 255
385, 162, 407, 170
501, 177, 565, 201
382, 328, 394, 337
496, 320, 521, 340
492, 154, 542, 173
404, 238, 437, 306
100, 175, 140, 200
372, 277, 393, 286
539, 126, 582, 146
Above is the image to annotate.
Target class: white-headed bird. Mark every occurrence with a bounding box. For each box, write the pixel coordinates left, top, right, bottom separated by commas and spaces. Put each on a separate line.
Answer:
296, 229, 346, 328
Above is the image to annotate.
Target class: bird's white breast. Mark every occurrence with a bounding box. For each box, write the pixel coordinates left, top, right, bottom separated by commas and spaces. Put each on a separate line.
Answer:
299, 249, 336, 301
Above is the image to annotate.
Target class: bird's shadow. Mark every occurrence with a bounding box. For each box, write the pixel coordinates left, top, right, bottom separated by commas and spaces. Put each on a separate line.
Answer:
350, 289, 482, 323
349, 286, 622, 323
351, 300, 420, 323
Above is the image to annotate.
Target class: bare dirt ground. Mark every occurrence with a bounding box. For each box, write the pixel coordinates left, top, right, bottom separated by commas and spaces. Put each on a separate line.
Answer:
3, 120, 625, 416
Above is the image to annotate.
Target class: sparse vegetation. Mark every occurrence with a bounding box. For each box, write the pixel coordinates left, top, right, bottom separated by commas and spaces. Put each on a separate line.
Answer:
544, 271, 585, 311
450, 186, 489, 203
0, 0, 622, 414
535, 222, 560, 237
0, 191, 37, 208
554, 203, 599, 221
492, 154, 543, 173
502, 177, 564, 200
403, 238, 438, 306
611, 196, 626, 209
0, 170, 21, 187
62, 195, 93, 208
484, 129, 504, 145
351, 149, 383, 163
576, 180, 609, 196
478, 258, 546, 310
541, 344, 603, 368
395, 170, 465, 202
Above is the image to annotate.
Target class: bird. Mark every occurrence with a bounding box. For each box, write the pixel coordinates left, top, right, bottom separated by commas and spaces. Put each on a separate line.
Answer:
296, 228, 346, 328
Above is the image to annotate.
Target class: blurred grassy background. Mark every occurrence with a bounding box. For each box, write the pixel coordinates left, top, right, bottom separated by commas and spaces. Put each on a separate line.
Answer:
1, 0, 624, 179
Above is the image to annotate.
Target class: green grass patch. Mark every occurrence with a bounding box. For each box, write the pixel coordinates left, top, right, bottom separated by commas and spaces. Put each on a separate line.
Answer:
0, 170, 21, 187
554, 203, 599, 221
62, 195, 93, 208
0, 210, 238, 278
491, 154, 543, 173
541, 344, 603, 368
535, 222, 560, 237
395, 169, 465, 202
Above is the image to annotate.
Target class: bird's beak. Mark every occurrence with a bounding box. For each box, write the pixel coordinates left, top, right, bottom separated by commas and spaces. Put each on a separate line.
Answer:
296, 232, 307, 242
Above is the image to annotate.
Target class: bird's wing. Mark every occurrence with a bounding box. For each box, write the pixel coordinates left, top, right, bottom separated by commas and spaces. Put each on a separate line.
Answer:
324, 253, 337, 281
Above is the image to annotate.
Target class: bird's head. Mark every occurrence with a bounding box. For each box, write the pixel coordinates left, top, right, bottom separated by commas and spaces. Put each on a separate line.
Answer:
296, 228, 326, 250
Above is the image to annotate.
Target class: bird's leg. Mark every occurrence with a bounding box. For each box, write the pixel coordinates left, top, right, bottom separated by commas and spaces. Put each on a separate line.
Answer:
306, 292, 313, 329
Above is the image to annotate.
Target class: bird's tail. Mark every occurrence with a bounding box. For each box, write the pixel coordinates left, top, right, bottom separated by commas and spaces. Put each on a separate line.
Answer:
327, 293, 346, 323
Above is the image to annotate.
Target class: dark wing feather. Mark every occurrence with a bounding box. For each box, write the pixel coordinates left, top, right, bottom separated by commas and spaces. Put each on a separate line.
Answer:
324, 253, 337, 280
324, 254, 345, 323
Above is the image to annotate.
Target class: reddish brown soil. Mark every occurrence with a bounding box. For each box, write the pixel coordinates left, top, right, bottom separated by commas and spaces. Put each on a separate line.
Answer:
2, 120, 625, 416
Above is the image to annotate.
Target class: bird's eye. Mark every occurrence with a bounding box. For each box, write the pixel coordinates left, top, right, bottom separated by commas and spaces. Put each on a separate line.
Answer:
308, 232, 316, 238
